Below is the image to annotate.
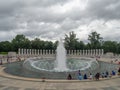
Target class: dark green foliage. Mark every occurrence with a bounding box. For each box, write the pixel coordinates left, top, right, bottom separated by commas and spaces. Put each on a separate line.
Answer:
11, 34, 31, 51
0, 31, 120, 54
102, 41, 118, 53
88, 31, 103, 49
64, 31, 78, 50
0, 41, 12, 52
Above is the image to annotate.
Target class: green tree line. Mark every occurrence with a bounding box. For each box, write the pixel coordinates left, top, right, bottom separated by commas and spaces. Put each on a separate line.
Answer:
0, 31, 120, 54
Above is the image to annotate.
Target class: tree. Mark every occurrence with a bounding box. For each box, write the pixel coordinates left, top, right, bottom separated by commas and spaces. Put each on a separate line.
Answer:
75, 41, 85, 50
102, 41, 118, 53
64, 31, 78, 50
31, 38, 55, 50
53, 41, 58, 50
116, 42, 120, 54
88, 31, 103, 49
12, 34, 31, 51
31, 38, 45, 49
44, 41, 54, 50
0, 41, 12, 52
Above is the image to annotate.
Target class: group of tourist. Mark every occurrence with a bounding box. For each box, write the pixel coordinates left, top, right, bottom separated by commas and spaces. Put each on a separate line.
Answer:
0, 55, 22, 65
67, 69, 119, 80
110, 58, 120, 65
0, 56, 12, 64
67, 70, 91, 80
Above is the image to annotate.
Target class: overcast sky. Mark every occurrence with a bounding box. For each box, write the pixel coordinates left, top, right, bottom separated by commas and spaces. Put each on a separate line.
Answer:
0, 0, 120, 42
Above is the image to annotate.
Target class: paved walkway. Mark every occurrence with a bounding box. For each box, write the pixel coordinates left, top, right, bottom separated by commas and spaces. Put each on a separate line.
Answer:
0, 75, 120, 90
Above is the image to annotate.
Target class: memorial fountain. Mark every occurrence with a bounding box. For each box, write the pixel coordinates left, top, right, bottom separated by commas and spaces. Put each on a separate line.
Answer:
22, 39, 99, 79
4, 39, 119, 79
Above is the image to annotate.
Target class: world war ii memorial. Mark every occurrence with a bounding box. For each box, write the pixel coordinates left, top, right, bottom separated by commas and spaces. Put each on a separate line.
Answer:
0, 0, 120, 90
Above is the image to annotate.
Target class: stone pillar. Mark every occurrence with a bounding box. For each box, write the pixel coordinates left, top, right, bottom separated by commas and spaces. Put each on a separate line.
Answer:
55, 50, 57, 55
95, 49, 98, 55
23, 48, 25, 55
47, 50, 48, 55
84, 50, 86, 55
90, 49, 92, 55
72, 50, 74, 55
46, 50, 48, 55
97, 49, 99, 56
29, 49, 31, 55
77, 50, 79, 55
93, 49, 95, 55
18, 48, 20, 55
85, 50, 87, 55
71, 50, 73, 55
44, 50, 46, 55
37, 50, 39, 55
26, 49, 29, 55
53, 50, 55, 54
98, 49, 99, 56
73, 50, 76, 55
67, 50, 68, 55
45, 50, 47, 55
73, 50, 75, 55
81, 50, 83, 55
43, 50, 45, 55
22, 48, 23, 55
69, 50, 71, 55
65, 50, 67, 55
98, 49, 100, 56
46, 50, 48, 54
49, 50, 51, 54
34, 49, 36, 55
74, 50, 76, 55
79, 50, 81, 55
48, 50, 50, 54
76, 50, 77, 55
47, 50, 50, 54
66, 50, 68, 55
51, 50, 53, 54
88, 50, 90, 56
40, 50, 42, 55
32, 49, 34, 55
101, 49, 104, 55
21, 48, 23, 55
95, 49, 97, 56
83, 50, 84, 56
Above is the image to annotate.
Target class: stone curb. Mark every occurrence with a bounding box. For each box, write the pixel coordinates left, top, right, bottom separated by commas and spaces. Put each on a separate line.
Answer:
0, 65, 119, 83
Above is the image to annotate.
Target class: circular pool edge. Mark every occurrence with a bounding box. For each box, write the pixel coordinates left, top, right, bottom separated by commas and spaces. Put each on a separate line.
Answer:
0, 63, 119, 83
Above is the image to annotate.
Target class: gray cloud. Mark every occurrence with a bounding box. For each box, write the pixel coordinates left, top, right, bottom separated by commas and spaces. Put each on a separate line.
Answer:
0, 0, 120, 42
86, 0, 120, 20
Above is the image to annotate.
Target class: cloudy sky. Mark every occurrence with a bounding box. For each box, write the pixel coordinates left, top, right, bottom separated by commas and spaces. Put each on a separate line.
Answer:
0, 0, 120, 42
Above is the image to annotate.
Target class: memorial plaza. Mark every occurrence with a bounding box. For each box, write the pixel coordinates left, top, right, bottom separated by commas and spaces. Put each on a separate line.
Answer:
0, 48, 120, 90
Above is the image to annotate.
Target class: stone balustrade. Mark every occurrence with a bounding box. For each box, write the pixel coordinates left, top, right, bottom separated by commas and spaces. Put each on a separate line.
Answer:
18, 48, 104, 57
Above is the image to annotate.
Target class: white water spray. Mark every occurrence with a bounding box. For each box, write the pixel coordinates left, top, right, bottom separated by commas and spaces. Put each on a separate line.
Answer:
54, 38, 68, 71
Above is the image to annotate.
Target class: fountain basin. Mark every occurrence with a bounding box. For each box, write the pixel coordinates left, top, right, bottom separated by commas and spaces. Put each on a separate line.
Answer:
21, 57, 99, 79
23, 57, 99, 72
3, 58, 119, 79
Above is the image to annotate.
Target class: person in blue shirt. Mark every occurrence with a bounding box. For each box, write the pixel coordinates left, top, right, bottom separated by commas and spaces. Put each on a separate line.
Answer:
78, 73, 83, 80
112, 70, 116, 76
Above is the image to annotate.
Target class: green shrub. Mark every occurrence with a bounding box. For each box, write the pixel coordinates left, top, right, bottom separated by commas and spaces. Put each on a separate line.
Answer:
0, 52, 8, 55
